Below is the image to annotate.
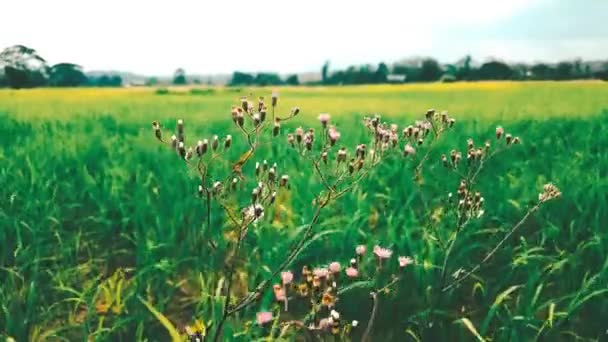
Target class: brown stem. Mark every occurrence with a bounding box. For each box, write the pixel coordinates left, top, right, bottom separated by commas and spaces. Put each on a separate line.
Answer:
361, 292, 379, 342
442, 202, 541, 292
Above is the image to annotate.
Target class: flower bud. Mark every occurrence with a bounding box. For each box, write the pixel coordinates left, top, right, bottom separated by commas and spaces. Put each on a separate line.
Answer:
177, 119, 184, 143
322, 151, 328, 164
356, 144, 366, 160
198, 184, 204, 197
268, 167, 276, 182
318, 113, 331, 128
185, 147, 193, 160
426, 108, 435, 119
178, 141, 186, 158
171, 135, 177, 150
253, 113, 261, 127
231, 177, 238, 190
291, 107, 300, 116
152, 121, 162, 141
496, 126, 504, 139
273, 120, 280, 136
270, 191, 277, 204
212, 181, 222, 195
241, 97, 248, 112
441, 154, 448, 167
260, 107, 267, 122
485, 141, 490, 151
337, 147, 347, 163
295, 127, 304, 144
449, 118, 456, 127
224, 135, 232, 149
271, 90, 278, 107
513, 136, 520, 144
418, 138, 424, 146
212, 135, 219, 151
280, 175, 289, 187
196, 139, 208, 156
255, 162, 261, 176
441, 111, 448, 123
262, 160, 268, 172
348, 159, 355, 174
258, 97, 265, 112
505, 134, 513, 145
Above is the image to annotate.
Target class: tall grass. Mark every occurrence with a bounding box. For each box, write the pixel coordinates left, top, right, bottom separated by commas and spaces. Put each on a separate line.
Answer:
1, 83, 607, 341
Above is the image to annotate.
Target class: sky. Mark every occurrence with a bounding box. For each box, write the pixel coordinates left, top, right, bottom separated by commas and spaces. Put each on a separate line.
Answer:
2, 0, 607, 75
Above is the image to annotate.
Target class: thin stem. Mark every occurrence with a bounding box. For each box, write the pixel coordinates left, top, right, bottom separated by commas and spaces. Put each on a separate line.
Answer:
362, 292, 379, 342
442, 202, 541, 292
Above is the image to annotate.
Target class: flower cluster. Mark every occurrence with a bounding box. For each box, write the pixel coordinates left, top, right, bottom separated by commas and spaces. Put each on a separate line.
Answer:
539, 183, 561, 202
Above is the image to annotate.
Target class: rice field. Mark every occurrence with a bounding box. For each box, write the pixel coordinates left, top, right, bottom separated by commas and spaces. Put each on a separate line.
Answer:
1, 81, 608, 341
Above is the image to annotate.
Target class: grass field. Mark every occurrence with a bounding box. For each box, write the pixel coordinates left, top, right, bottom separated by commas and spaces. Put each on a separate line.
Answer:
1, 82, 608, 341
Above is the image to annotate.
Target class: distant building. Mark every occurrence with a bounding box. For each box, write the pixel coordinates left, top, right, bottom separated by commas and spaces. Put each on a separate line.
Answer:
387, 74, 407, 83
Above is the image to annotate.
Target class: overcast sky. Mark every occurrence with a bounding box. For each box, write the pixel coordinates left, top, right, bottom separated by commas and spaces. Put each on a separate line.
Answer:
2, 0, 607, 75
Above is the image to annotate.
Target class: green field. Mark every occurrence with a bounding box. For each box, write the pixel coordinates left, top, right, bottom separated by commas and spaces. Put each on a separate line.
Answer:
1, 82, 608, 341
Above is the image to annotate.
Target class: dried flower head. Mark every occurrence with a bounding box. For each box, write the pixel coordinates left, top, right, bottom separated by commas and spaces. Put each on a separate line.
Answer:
404, 144, 416, 157
496, 126, 504, 139
539, 183, 561, 202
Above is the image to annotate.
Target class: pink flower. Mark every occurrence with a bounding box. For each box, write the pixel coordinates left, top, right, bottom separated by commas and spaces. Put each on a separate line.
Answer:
328, 127, 341, 145
313, 267, 329, 278
398, 256, 414, 268
356, 245, 367, 256
403, 144, 416, 157
329, 262, 341, 273
373, 245, 393, 259
256, 311, 273, 325
345, 267, 359, 278
273, 284, 286, 302
281, 271, 293, 285
318, 113, 331, 126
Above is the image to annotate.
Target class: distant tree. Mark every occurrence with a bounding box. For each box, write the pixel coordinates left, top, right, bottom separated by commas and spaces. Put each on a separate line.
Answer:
145, 77, 159, 86
555, 62, 574, 80
478, 61, 513, 80
89, 74, 122, 87
254, 73, 283, 86
0, 45, 48, 88
229, 71, 255, 86
530, 63, 553, 80
419, 58, 443, 82
374, 62, 389, 83
456, 55, 473, 80
48, 63, 87, 87
173, 68, 187, 85
285, 74, 300, 85
321, 61, 330, 84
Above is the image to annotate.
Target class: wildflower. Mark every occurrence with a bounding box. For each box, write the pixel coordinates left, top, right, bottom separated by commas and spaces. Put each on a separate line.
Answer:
513, 136, 521, 144
256, 311, 273, 325
224, 135, 232, 149
496, 126, 504, 139
398, 256, 414, 268
212, 135, 219, 151
321, 151, 328, 164
356, 245, 366, 255
330, 309, 340, 320
242, 204, 264, 224
345, 267, 359, 278
505, 133, 513, 145
352, 320, 359, 328
313, 268, 329, 278
273, 284, 286, 302
253, 112, 261, 126
328, 127, 341, 146
373, 245, 393, 259
539, 183, 561, 202
329, 262, 341, 273
295, 127, 304, 144
318, 113, 331, 127
322, 292, 336, 307
403, 143, 416, 157
281, 271, 293, 285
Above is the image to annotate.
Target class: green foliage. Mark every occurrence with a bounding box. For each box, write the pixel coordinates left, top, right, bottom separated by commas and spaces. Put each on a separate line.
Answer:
0, 84, 607, 341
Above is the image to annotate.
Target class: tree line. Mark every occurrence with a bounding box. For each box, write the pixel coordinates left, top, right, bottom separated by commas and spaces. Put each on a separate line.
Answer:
1, 44, 607, 89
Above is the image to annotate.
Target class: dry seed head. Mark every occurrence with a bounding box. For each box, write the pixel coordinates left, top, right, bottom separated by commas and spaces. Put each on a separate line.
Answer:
258, 97, 265, 112
356, 144, 366, 159
260, 107, 267, 122
539, 183, 561, 202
